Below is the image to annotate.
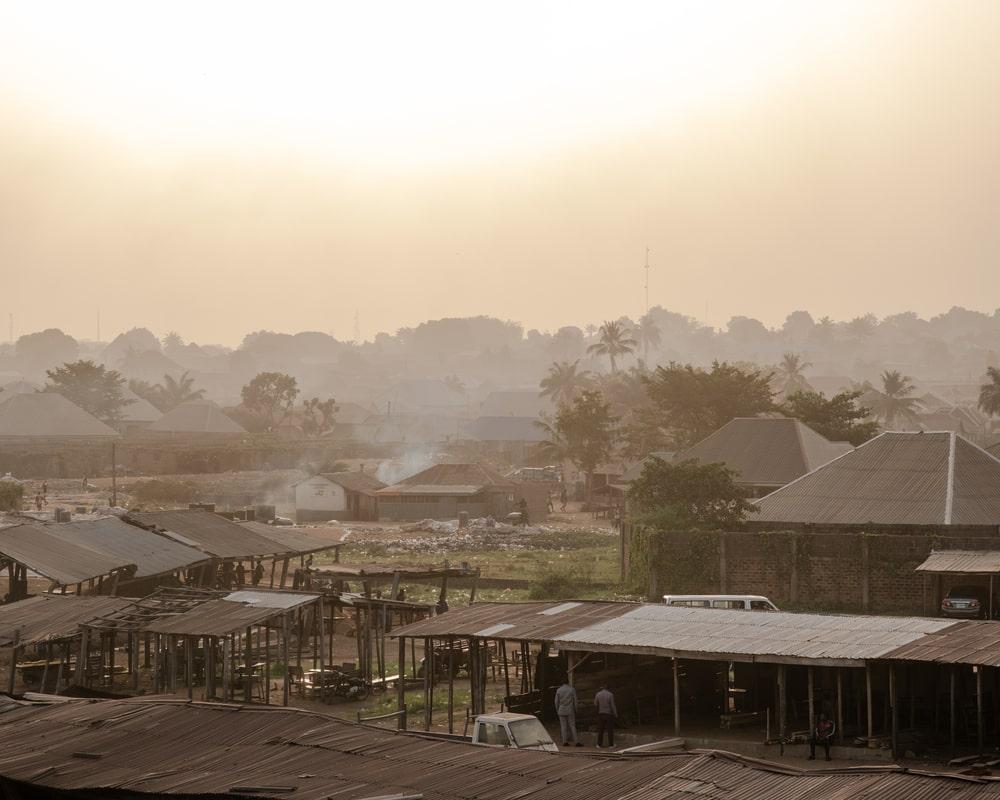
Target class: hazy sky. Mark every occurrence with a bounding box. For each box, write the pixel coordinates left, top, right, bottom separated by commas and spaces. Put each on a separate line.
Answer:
2, 1, 999, 345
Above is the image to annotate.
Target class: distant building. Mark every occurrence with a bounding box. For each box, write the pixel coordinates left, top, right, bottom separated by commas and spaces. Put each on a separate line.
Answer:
460, 415, 548, 462
145, 400, 245, 436
0, 392, 119, 440
377, 462, 541, 521
292, 471, 386, 523
676, 417, 853, 498
752, 431, 1000, 526
117, 388, 162, 437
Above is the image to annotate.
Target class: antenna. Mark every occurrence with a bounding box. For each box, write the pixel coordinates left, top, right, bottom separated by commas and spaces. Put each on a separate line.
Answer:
643, 247, 650, 316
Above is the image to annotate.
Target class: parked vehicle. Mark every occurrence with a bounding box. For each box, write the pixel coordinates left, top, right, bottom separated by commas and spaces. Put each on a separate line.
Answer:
941, 585, 996, 619
662, 594, 779, 611
418, 713, 558, 751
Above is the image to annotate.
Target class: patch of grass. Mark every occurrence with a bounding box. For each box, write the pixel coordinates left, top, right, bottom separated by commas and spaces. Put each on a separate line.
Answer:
528, 562, 594, 600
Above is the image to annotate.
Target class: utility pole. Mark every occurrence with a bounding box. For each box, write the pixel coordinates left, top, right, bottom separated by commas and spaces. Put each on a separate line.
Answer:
643, 247, 650, 316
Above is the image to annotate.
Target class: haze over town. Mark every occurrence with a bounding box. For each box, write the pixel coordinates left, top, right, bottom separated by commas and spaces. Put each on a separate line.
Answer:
4, 2, 1000, 796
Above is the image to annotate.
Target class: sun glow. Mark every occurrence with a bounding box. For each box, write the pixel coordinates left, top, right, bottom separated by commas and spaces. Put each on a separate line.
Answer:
0, 1, 888, 167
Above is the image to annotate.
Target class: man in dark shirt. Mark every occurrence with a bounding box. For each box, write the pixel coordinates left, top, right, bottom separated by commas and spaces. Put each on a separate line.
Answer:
809, 713, 836, 761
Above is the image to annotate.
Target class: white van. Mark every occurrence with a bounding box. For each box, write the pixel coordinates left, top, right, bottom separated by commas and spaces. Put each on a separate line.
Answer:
662, 594, 779, 611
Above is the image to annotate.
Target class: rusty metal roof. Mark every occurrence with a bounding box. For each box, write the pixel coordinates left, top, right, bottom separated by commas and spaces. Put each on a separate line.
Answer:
126, 510, 298, 559
237, 521, 346, 555
884, 621, 1000, 666
139, 598, 299, 636
393, 600, 639, 641
39, 517, 209, 578
0, 522, 134, 585
916, 550, 1000, 574
3, 698, 1000, 800
752, 432, 1000, 526
0, 595, 131, 646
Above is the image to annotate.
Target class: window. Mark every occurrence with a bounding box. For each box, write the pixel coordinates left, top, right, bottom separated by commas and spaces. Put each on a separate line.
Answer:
712, 599, 745, 609
479, 722, 511, 746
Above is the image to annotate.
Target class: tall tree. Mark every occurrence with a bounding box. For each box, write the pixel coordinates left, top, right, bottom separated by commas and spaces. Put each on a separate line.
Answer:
628, 457, 755, 530
871, 370, 919, 428
587, 320, 636, 373
159, 371, 206, 409
241, 372, 300, 430
541, 390, 616, 505
774, 352, 813, 398
636, 314, 662, 364
44, 360, 131, 424
781, 389, 880, 446
302, 397, 339, 437
643, 361, 776, 448
979, 366, 1000, 417
539, 360, 592, 406
16, 329, 78, 374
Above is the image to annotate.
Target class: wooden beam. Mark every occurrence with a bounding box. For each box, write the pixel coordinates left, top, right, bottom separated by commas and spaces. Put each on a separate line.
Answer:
866, 663, 874, 747
807, 666, 815, 734
282, 615, 290, 707
7, 630, 19, 695
836, 669, 844, 745
244, 626, 253, 703
889, 663, 897, 759
977, 666, 984, 755
397, 635, 406, 730
673, 657, 681, 736
186, 636, 194, 701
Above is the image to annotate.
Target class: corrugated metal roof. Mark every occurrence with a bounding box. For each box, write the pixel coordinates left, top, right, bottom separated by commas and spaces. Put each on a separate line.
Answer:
3, 698, 1000, 800
224, 590, 318, 609
147, 399, 246, 434
0, 392, 120, 439
237, 520, 346, 555
753, 431, 1000, 526
140, 598, 303, 636
678, 417, 853, 487
0, 523, 134, 585
916, 550, 1000, 574
379, 462, 518, 495
0, 595, 131, 646
39, 517, 208, 578
126, 510, 298, 559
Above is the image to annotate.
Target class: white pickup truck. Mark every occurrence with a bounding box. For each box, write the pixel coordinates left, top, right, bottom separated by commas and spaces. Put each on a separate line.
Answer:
468, 712, 559, 752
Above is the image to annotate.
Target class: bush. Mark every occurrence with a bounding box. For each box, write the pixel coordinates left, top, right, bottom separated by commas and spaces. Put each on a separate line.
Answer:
528, 563, 594, 600
130, 478, 199, 505
0, 481, 24, 511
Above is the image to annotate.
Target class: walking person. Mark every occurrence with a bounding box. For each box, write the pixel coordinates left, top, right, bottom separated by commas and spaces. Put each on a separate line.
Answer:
555, 680, 582, 747
559, 485, 568, 512
594, 683, 618, 748
808, 713, 836, 761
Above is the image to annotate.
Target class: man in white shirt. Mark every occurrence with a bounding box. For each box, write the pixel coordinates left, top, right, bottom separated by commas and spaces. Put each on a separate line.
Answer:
554, 681, 582, 747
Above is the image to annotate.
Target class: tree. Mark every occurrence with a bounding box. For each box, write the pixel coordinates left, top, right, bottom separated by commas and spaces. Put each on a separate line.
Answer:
241, 372, 299, 430
16, 329, 78, 374
979, 366, 1000, 417
44, 360, 131, 424
587, 321, 636, 373
541, 390, 616, 505
159, 371, 206, 409
627, 457, 756, 530
104, 327, 161, 364
774, 353, 813, 397
871, 370, 919, 428
643, 361, 776, 448
539, 360, 592, 406
781, 390, 880, 446
637, 314, 662, 364
302, 397, 339, 437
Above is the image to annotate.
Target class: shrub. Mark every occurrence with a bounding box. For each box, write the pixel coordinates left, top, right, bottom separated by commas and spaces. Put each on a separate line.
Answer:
528, 562, 594, 600
130, 478, 199, 505
0, 481, 24, 511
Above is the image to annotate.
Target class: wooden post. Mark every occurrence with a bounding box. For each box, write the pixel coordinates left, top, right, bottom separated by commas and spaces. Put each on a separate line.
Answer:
317, 601, 326, 704
132, 632, 140, 692
889, 663, 898, 759
807, 666, 815, 734
264, 624, 272, 705
397, 635, 406, 730
423, 637, 433, 730
866, 663, 874, 747
836, 669, 844, 745
448, 637, 456, 732
186, 636, 194, 700
977, 666, 984, 755
950, 667, 956, 750
152, 634, 161, 694
244, 626, 253, 702
268, 557, 276, 588
56, 641, 69, 695
410, 638, 417, 680
469, 569, 479, 605
501, 639, 511, 701
7, 630, 19, 694
74, 627, 90, 687
282, 614, 290, 707
108, 631, 117, 689
222, 636, 231, 702
205, 637, 214, 700
777, 664, 787, 741
673, 657, 681, 735
169, 636, 178, 693
41, 644, 51, 693
279, 557, 289, 589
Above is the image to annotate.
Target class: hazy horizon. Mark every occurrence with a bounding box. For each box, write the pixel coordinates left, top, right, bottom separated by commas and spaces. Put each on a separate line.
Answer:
3, 1, 999, 346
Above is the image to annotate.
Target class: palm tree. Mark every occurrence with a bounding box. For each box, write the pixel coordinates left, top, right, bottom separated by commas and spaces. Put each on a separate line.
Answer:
539, 360, 592, 406
587, 321, 637, 373
775, 352, 813, 397
980, 366, 1000, 416
871, 370, 919, 428
159, 371, 205, 409
637, 314, 662, 365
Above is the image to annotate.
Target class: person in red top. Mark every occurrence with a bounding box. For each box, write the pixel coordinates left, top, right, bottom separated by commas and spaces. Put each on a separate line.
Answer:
809, 713, 836, 761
